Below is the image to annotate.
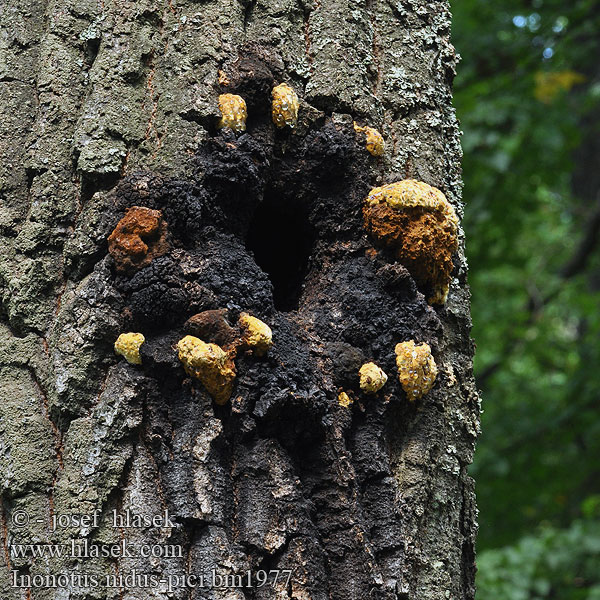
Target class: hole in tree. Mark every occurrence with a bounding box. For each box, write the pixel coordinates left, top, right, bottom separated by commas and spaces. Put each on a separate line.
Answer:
246, 189, 315, 311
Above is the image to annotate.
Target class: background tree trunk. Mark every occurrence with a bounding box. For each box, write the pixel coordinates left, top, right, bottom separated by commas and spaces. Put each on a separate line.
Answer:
0, 0, 478, 598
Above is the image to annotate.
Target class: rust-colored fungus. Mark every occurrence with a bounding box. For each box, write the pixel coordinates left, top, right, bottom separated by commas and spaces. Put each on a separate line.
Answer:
217, 93, 247, 132
114, 332, 145, 365
177, 335, 237, 405
184, 309, 238, 350
108, 206, 168, 273
394, 340, 437, 401
271, 83, 299, 129
363, 180, 458, 304
358, 362, 388, 394
353, 123, 385, 156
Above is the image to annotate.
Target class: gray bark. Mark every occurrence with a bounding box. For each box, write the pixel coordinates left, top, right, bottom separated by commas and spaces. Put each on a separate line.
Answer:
0, 0, 479, 599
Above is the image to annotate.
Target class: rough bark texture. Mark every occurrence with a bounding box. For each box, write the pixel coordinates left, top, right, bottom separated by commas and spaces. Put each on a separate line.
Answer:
0, 1, 479, 599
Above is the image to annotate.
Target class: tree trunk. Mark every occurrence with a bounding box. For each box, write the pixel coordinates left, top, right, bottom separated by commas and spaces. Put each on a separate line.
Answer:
0, 0, 478, 599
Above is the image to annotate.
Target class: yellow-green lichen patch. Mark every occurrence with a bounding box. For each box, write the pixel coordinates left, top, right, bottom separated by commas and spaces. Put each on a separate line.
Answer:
217, 93, 247, 132
271, 83, 299, 129
364, 180, 459, 304
394, 340, 437, 401
358, 362, 388, 394
238, 313, 273, 357
114, 332, 145, 365
353, 123, 385, 156
177, 335, 237, 405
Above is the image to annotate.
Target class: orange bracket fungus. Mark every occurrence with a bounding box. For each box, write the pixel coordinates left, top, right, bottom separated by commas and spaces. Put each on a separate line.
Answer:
114, 332, 145, 365
271, 83, 299, 129
177, 335, 237, 405
238, 312, 273, 357
353, 123, 385, 157
358, 362, 388, 394
108, 206, 168, 273
217, 93, 247, 132
363, 180, 459, 304
394, 340, 437, 401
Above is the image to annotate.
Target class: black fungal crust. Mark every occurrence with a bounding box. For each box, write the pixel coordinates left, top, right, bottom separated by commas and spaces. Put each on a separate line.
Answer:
79, 46, 453, 600
218, 42, 284, 115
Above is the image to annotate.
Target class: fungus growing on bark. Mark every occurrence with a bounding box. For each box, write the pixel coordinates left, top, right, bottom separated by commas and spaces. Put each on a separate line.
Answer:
338, 391, 353, 408
271, 83, 299, 129
353, 123, 385, 156
108, 207, 169, 273
394, 340, 437, 401
358, 362, 388, 394
184, 309, 238, 350
217, 93, 247, 132
363, 180, 459, 304
114, 332, 145, 365
238, 312, 273, 356
176, 335, 237, 405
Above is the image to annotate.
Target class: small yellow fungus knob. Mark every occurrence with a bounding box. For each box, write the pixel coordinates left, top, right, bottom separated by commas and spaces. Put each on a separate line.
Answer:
364, 180, 459, 304
176, 335, 237, 405
394, 341, 437, 401
358, 362, 388, 394
338, 391, 353, 408
238, 313, 273, 357
114, 332, 145, 365
271, 83, 299, 129
217, 93, 247, 133
353, 123, 385, 156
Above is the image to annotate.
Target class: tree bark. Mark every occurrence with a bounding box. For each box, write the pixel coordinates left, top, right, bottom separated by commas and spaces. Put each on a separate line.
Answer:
0, 1, 478, 599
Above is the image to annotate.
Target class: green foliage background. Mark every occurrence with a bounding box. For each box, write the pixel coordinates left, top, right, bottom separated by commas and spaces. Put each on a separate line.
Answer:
451, 0, 600, 596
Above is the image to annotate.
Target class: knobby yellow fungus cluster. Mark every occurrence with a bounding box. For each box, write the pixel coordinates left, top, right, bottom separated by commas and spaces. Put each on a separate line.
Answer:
394, 341, 437, 401
337, 341, 438, 406
177, 312, 272, 404
238, 312, 273, 357
177, 335, 237, 405
271, 83, 299, 129
216, 82, 384, 160
114, 313, 273, 405
216, 82, 300, 133
217, 93, 248, 132
114, 333, 145, 365
358, 362, 388, 394
353, 123, 385, 157
363, 179, 459, 304
338, 391, 353, 407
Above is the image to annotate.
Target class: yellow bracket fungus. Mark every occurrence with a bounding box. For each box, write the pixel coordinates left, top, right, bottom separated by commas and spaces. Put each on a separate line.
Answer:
358, 362, 388, 394
353, 123, 385, 156
271, 83, 299, 129
394, 341, 437, 401
177, 335, 237, 405
238, 313, 273, 357
217, 93, 247, 132
114, 332, 145, 365
364, 179, 459, 304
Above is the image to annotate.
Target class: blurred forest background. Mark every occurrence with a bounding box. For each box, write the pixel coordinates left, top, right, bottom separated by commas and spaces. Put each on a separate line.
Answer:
451, 0, 600, 597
